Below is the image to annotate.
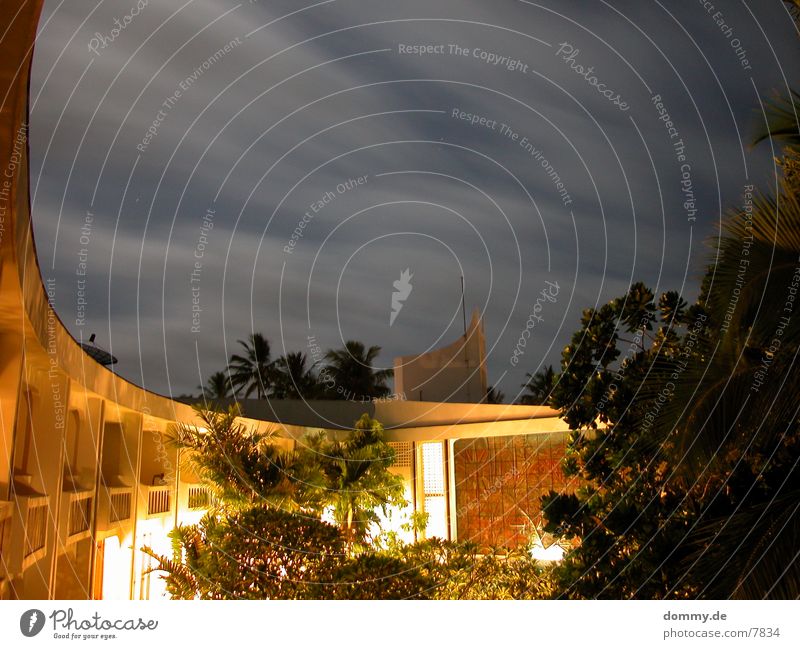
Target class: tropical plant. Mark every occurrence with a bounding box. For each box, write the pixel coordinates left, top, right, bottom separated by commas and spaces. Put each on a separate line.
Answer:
322, 340, 392, 400
170, 405, 321, 512
753, 88, 799, 148
485, 385, 505, 404
299, 414, 406, 544
227, 333, 273, 399
519, 365, 556, 405
270, 351, 319, 399
198, 371, 233, 400
660, 179, 800, 598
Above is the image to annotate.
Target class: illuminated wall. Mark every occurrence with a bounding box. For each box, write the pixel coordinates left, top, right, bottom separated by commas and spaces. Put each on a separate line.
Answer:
453, 432, 575, 549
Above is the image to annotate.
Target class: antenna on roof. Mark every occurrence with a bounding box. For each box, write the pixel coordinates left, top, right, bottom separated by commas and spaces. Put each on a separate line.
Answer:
460, 275, 467, 336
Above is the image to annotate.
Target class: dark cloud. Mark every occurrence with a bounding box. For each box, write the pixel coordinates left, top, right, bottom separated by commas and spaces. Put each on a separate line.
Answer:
29, 0, 800, 401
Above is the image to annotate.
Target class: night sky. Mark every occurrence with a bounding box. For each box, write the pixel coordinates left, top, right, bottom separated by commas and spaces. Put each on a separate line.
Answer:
28, 0, 800, 401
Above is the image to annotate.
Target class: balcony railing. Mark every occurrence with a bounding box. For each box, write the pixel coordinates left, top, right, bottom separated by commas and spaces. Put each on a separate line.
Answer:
187, 486, 212, 510
95, 484, 134, 531
108, 487, 132, 523
146, 486, 172, 517
22, 496, 49, 566
66, 492, 93, 541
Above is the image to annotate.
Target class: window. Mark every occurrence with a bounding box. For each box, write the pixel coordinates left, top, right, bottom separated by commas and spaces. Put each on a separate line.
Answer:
420, 442, 448, 539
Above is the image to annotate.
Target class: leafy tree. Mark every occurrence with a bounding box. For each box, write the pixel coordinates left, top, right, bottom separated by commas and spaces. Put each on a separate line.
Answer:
143, 507, 347, 599
540, 76, 800, 594
171, 405, 321, 512
228, 333, 273, 399
544, 194, 800, 598
519, 365, 556, 405
154, 405, 565, 599
270, 351, 319, 399
322, 341, 392, 400
300, 414, 406, 544
542, 283, 705, 598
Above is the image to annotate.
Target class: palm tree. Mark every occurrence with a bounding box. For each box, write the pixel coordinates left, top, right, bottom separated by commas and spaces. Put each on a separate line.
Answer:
171, 405, 318, 511
198, 371, 233, 400
485, 386, 505, 404
322, 341, 392, 400
519, 365, 555, 405
301, 414, 406, 544
753, 88, 799, 151
271, 351, 319, 399
630, 155, 800, 596
227, 333, 273, 399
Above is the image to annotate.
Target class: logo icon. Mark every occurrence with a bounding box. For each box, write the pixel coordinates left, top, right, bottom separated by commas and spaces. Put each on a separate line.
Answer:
390, 268, 413, 326
20, 609, 45, 637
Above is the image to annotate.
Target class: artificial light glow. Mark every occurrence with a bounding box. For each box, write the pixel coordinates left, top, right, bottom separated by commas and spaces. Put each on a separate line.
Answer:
530, 542, 565, 562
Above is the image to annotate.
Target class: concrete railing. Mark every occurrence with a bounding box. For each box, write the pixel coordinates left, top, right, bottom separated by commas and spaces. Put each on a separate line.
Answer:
146, 486, 172, 517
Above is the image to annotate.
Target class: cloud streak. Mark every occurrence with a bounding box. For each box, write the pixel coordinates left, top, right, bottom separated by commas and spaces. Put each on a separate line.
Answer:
29, 0, 800, 401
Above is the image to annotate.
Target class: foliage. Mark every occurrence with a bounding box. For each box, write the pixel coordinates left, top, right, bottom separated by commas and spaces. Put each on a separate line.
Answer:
753, 88, 799, 148
543, 177, 800, 597
485, 385, 505, 403
270, 351, 319, 399
390, 538, 556, 599
198, 371, 233, 400
144, 507, 558, 600
143, 507, 347, 599
171, 405, 321, 512
173, 408, 405, 543
299, 414, 407, 544
543, 283, 704, 598
156, 405, 560, 600
227, 333, 273, 399
322, 340, 393, 400
519, 365, 556, 405
318, 554, 431, 599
